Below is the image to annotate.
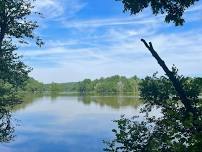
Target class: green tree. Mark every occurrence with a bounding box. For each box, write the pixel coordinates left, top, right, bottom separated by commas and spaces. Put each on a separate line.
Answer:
104, 1, 202, 151
23, 78, 44, 93
0, 0, 42, 97
105, 70, 202, 151
116, 0, 200, 116
117, 0, 199, 26
78, 75, 140, 95
194, 78, 202, 92
117, 0, 198, 115
50, 82, 64, 92
79, 79, 95, 94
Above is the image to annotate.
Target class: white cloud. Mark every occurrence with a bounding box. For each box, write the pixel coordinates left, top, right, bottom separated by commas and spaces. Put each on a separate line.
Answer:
27, 26, 202, 83
45, 40, 79, 47
23, 1, 202, 82
63, 16, 159, 29
34, 0, 64, 19
33, 0, 86, 19
61, 2, 202, 29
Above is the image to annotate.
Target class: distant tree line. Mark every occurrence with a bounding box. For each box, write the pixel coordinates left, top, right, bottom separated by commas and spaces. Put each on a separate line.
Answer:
22, 75, 140, 94
78, 75, 140, 95
20, 78, 76, 93
23, 76, 202, 95
21, 78, 79, 93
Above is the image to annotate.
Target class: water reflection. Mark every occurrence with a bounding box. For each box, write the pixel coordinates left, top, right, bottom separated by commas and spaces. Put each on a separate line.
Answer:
12, 93, 141, 112
0, 103, 16, 143
3, 94, 200, 152
1, 94, 142, 152
78, 95, 140, 109
12, 93, 44, 112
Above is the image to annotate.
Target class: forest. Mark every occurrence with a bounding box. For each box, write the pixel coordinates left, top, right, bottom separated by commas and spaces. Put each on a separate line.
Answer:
23, 76, 202, 95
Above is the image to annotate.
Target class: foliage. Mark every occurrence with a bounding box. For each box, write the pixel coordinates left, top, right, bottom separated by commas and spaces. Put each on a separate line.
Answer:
61, 82, 79, 92
23, 78, 44, 93
79, 79, 94, 94
78, 75, 140, 95
43, 82, 79, 93
0, 80, 17, 104
104, 116, 152, 152
0, 0, 42, 101
117, 0, 199, 26
21, 76, 202, 96
104, 71, 202, 151
49, 82, 64, 92
23, 76, 202, 95
194, 77, 202, 93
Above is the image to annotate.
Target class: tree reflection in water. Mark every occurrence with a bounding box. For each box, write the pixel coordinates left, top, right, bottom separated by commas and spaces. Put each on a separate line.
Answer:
0, 100, 20, 143
78, 95, 141, 109
0, 93, 141, 143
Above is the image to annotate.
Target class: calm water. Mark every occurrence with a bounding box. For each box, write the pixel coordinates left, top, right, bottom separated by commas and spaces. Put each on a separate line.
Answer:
0, 94, 143, 152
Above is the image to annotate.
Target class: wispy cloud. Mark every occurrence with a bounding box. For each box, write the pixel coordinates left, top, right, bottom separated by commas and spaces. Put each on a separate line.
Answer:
33, 0, 86, 19
21, 0, 202, 82
25, 26, 202, 82
63, 16, 159, 29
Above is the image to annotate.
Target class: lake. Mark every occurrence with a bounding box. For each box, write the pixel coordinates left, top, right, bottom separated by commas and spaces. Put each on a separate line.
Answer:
0, 94, 143, 152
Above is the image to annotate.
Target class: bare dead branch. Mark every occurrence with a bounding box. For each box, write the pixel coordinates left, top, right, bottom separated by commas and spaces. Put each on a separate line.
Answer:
141, 39, 196, 116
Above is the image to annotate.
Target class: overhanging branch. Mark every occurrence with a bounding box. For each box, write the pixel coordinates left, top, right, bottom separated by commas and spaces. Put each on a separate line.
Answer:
141, 39, 195, 115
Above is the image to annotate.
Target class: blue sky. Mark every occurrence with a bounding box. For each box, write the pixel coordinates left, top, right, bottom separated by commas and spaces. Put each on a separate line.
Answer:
19, 0, 202, 83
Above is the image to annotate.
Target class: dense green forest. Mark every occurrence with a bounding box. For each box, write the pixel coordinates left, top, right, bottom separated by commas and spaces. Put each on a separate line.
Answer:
21, 78, 78, 93
78, 75, 140, 95
24, 76, 202, 95
23, 75, 140, 95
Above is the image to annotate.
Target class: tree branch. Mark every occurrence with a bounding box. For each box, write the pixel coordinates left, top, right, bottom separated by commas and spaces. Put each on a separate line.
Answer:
141, 39, 195, 115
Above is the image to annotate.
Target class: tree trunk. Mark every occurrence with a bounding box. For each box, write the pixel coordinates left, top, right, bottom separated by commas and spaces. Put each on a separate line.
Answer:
141, 39, 195, 115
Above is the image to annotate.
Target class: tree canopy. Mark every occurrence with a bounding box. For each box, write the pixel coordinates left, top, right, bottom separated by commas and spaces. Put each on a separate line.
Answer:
117, 0, 199, 26
104, 71, 202, 151
0, 0, 42, 89
0, 0, 43, 105
78, 75, 140, 95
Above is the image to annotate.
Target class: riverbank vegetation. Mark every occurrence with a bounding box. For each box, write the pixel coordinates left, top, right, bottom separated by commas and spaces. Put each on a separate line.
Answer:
19, 75, 140, 95
105, 69, 202, 151
22, 76, 202, 96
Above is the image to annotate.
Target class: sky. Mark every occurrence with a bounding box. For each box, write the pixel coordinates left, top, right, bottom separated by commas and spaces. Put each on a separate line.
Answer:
19, 0, 202, 83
